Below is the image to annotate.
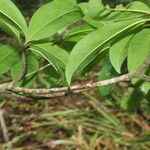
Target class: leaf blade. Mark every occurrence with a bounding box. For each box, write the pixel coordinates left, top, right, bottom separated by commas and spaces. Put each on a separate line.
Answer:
0, 0, 27, 36
27, 0, 82, 42
31, 43, 69, 70
0, 18, 20, 40
109, 34, 133, 73
0, 45, 20, 76
128, 28, 150, 72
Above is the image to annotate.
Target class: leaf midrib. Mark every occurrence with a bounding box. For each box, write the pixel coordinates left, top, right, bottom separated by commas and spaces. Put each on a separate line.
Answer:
109, 8, 150, 15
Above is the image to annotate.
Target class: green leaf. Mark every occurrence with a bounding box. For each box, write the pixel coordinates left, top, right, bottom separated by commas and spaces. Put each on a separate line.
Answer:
141, 82, 150, 95
98, 61, 117, 96
100, 11, 139, 23
82, 50, 108, 75
140, 0, 150, 8
0, 18, 20, 40
78, 2, 88, 15
82, 1, 150, 27
83, 15, 104, 28
87, 0, 105, 19
126, 1, 150, 14
109, 34, 133, 73
31, 43, 69, 70
100, 1, 150, 25
60, 0, 77, 5
78, 1, 105, 28
27, 0, 82, 42
99, 9, 142, 24
128, 28, 150, 72
0, 0, 27, 37
65, 18, 149, 85
11, 54, 39, 87
110, 1, 150, 15
65, 24, 95, 42
0, 45, 20, 76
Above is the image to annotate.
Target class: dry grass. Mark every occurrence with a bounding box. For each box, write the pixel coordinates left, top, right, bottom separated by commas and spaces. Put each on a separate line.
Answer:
0, 89, 150, 150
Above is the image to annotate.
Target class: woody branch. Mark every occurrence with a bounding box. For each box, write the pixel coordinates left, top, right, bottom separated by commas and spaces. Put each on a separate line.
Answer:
0, 56, 149, 99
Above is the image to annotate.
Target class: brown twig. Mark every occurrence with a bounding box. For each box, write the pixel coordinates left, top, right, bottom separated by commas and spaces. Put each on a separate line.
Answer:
139, 74, 150, 82
25, 63, 51, 78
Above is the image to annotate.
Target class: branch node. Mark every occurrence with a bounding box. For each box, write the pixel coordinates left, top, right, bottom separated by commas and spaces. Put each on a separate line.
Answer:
65, 87, 73, 96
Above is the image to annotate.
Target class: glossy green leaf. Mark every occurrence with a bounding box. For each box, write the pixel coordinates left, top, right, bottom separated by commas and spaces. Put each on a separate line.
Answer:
66, 18, 148, 85
0, 18, 20, 40
0, 45, 20, 76
0, 0, 27, 36
27, 0, 82, 42
11, 54, 39, 87
31, 43, 69, 70
109, 35, 132, 73
128, 28, 150, 72
98, 61, 117, 96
